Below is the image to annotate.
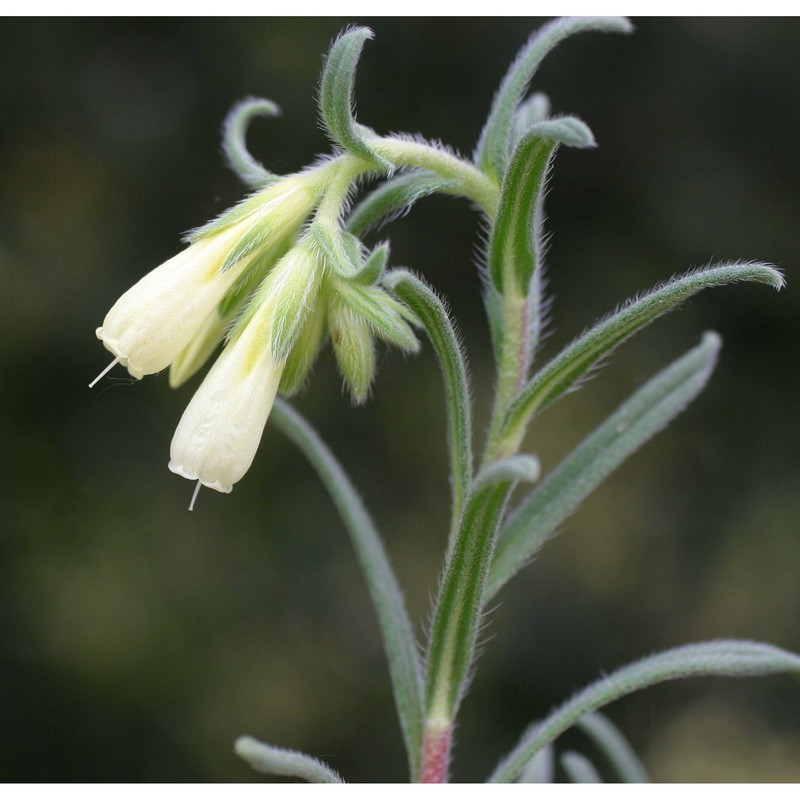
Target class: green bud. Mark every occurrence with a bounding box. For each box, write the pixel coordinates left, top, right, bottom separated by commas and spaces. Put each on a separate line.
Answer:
329, 290, 376, 405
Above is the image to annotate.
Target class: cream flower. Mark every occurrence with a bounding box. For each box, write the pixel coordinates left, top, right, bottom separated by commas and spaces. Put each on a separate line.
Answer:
168, 297, 285, 493
168, 239, 322, 493
95, 176, 317, 380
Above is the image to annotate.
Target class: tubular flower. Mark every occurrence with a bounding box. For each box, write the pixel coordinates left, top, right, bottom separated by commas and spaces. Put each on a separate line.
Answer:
95, 173, 319, 379
169, 239, 323, 493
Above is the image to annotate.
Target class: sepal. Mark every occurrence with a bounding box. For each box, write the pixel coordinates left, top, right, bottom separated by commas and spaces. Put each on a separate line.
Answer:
279, 301, 328, 396
329, 291, 376, 404
333, 279, 420, 353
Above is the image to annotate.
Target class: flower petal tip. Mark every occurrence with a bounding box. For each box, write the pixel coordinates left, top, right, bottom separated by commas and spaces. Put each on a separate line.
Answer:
168, 461, 233, 494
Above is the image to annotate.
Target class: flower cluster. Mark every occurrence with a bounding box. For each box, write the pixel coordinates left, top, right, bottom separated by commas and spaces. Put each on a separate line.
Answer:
93, 162, 419, 499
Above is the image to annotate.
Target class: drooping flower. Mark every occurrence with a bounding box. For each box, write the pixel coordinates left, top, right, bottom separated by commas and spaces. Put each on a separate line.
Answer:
95, 173, 319, 380
168, 238, 324, 493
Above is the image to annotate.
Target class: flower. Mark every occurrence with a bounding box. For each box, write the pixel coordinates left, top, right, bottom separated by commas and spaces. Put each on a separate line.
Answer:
95, 175, 318, 379
168, 239, 323, 493
167, 305, 285, 493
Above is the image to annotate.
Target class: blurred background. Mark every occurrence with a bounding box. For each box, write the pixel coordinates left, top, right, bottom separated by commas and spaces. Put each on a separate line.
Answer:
1, 17, 798, 782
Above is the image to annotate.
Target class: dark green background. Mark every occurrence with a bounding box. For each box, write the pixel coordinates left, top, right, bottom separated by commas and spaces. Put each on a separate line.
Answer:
1, 18, 798, 782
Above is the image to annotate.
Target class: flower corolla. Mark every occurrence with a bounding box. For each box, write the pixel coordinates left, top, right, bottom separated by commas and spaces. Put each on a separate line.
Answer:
168, 239, 322, 493
95, 175, 317, 379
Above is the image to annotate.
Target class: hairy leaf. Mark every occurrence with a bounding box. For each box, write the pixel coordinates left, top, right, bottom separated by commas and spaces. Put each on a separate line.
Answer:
386, 270, 474, 539
270, 401, 424, 780
475, 16, 632, 179
234, 736, 343, 783
488, 331, 721, 599
319, 26, 391, 170
489, 640, 800, 782
222, 97, 281, 189
345, 170, 457, 237
500, 262, 784, 453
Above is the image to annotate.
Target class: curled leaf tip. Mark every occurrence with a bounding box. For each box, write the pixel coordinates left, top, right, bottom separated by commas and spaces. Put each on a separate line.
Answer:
537, 116, 596, 149
342, 24, 374, 40
576, 16, 634, 35
761, 263, 786, 290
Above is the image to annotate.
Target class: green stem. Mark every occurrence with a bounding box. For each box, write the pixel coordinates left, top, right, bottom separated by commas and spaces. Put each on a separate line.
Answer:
374, 137, 499, 215
482, 287, 531, 466
313, 155, 373, 225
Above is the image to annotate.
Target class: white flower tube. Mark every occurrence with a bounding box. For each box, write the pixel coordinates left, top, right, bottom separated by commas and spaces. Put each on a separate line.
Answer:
168, 238, 325, 493
168, 298, 285, 493
96, 176, 317, 379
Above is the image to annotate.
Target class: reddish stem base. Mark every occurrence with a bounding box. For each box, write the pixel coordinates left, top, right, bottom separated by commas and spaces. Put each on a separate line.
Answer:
421, 726, 452, 783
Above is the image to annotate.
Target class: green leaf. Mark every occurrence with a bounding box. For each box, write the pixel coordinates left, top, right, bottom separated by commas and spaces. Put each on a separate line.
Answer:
425, 457, 538, 722
234, 736, 343, 783
222, 97, 281, 190
319, 26, 391, 171
512, 92, 551, 144
475, 16, 632, 179
561, 752, 603, 783
489, 640, 800, 783
517, 744, 554, 783
576, 712, 649, 783
489, 116, 595, 295
270, 400, 425, 781
385, 270, 474, 541
500, 261, 784, 455
488, 331, 722, 600
472, 454, 540, 495
345, 170, 457, 237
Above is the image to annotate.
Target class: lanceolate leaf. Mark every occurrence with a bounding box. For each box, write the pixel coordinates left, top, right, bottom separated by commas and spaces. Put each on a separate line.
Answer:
475, 16, 632, 179
222, 97, 281, 190
345, 171, 457, 237
425, 457, 539, 722
270, 400, 425, 781
487, 331, 721, 600
425, 482, 515, 722
488, 640, 800, 782
499, 262, 784, 454
489, 117, 595, 296
386, 270, 474, 539
319, 27, 391, 171
234, 736, 344, 783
